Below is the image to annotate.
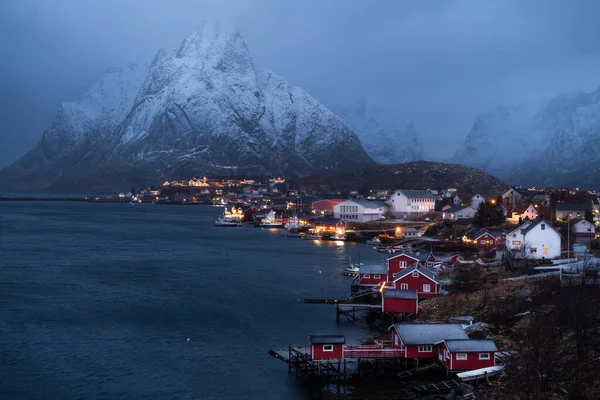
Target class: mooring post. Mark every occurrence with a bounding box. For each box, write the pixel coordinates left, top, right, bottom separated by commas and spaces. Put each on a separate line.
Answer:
344, 359, 347, 379
317, 361, 321, 376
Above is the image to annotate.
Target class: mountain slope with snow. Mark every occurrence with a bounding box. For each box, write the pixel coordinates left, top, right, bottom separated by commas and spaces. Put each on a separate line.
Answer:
0, 23, 373, 192
331, 103, 424, 164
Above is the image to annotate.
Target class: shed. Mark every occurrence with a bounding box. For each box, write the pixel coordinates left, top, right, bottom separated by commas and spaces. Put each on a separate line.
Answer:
308, 334, 346, 360
381, 289, 418, 314
390, 323, 468, 359
438, 339, 498, 371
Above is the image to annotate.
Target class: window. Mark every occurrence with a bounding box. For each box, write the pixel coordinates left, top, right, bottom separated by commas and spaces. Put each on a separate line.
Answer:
323, 345, 333, 352
373, 275, 381, 279
400, 261, 407, 268
423, 284, 431, 292
541, 224, 545, 230
480, 240, 485, 244
456, 353, 467, 360
479, 353, 490, 360
363, 274, 371, 278
530, 248, 537, 254
543, 248, 549, 255
400, 283, 408, 290
512, 241, 521, 245
412, 271, 419, 277
512, 234, 516, 238
418, 345, 432, 352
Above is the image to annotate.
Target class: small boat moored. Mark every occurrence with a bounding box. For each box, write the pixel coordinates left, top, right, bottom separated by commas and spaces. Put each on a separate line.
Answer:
456, 365, 505, 382
366, 236, 381, 245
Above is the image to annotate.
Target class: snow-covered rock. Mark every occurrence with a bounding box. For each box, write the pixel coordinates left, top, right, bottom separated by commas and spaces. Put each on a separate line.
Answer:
331, 102, 423, 164
1, 23, 373, 192
454, 87, 600, 188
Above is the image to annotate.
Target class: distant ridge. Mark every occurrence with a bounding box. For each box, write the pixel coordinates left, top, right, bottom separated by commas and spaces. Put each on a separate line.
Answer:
295, 161, 509, 196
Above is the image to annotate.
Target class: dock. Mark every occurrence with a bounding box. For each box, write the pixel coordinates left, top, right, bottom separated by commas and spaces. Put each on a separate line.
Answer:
303, 298, 382, 321
413, 379, 461, 393
397, 361, 441, 378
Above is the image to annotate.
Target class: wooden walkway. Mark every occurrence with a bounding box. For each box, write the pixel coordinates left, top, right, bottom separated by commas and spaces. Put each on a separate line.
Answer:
397, 362, 440, 378
413, 379, 460, 393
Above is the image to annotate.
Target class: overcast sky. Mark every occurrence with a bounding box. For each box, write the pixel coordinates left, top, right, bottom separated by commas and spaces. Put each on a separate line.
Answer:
1, 0, 600, 167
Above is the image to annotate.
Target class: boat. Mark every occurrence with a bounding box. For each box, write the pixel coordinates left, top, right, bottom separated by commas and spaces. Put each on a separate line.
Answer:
284, 216, 302, 233
456, 366, 504, 382
366, 237, 381, 245
331, 234, 346, 241
260, 219, 284, 228
214, 217, 242, 227
302, 232, 322, 240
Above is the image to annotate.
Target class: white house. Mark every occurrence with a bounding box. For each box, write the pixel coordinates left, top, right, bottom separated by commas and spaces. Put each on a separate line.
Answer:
387, 190, 435, 219
502, 188, 522, 209
333, 199, 387, 222
509, 204, 538, 223
556, 203, 592, 221
505, 219, 561, 259
568, 218, 595, 238
442, 205, 477, 221
469, 193, 486, 208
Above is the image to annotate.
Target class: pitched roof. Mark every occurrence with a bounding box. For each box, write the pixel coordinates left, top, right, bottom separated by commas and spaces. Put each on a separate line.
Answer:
391, 323, 468, 345
388, 251, 429, 262
382, 288, 418, 299
308, 334, 346, 345
444, 205, 467, 213
512, 203, 533, 213
521, 219, 551, 235
393, 265, 438, 283
568, 218, 594, 228
444, 339, 498, 352
556, 203, 592, 212
395, 189, 435, 199
345, 199, 386, 208
313, 217, 345, 225
508, 220, 532, 235
358, 264, 388, 275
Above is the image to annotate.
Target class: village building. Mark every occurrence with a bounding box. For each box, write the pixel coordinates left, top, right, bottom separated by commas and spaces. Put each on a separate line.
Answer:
442, 205, 477, 221
386, 190, 435, 219
312, 218, 347, 235
509, 204, 538, 223
333, 199, 387, 222
502, 187, 523, 209
556, 203, 592, 221
391, 265, 440, 298
355, 264, 388, 287
438, 339, 498, 371
462, 228, 502, 250
401, 226, 423, 238
308, 335, 345, 360
568, 218, 595, 238
390, 323, 469, 359
311, 199, 344, 216
505, 219, 561, 259
381, 289, 419, 314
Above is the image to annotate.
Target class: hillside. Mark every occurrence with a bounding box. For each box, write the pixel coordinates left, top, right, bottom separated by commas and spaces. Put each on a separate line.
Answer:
295, 161, 509, 196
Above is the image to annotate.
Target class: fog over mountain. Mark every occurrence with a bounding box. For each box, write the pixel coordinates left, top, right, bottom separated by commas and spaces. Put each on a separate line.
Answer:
1, 0, 600, 184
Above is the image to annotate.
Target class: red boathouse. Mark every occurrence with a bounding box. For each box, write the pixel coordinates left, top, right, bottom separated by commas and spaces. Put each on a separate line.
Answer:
381, 289, 418, 314
437, 339, 498, 371
390, 323, 468, 359
308, 334, 345, 360
392, 265, 440, 298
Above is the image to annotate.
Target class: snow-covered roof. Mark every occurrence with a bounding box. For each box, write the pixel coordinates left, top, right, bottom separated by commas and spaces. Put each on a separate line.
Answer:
393, 265, 438, 283
395, 189, 435, 199
308, 334, 346, 345
382, 289, 418, 299
444, 339, 498, 352
359, 264, 388, 275
391, 323, 468, 345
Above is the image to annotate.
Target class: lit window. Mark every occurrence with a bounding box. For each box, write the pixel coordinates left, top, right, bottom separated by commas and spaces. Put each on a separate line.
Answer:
456, 353, 467, 360
543, 248, 549, 255
418, 345, 433, 352
512, 241, 521, 245
323, 345, 334, 352
479, 353, 490, 360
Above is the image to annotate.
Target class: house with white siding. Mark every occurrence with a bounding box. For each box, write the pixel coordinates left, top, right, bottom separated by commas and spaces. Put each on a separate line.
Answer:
509, 204, 538, 223
442, 205, 477, 221
387, 190, 435, 219
505, 219, 561, 259
333, 199, 387, 222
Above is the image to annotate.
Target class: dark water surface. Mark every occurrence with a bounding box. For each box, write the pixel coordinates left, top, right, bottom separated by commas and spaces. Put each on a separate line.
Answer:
0, 202, 384, 400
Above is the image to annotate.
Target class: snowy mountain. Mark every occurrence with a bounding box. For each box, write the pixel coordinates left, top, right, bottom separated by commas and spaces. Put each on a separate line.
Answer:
0, 23, 374, 192
451, 105, 543, 177
331, 102, 424, 164
454, 87, 600, 188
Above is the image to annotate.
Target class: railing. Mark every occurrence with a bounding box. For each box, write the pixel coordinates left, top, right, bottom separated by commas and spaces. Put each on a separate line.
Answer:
343, 346, 405, 358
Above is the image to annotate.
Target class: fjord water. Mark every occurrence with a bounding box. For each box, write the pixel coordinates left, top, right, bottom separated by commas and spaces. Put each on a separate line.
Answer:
0, 202, 382, 400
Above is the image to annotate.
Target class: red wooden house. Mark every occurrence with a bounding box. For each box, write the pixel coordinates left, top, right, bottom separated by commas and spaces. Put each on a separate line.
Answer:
463, 228, 500, 250
437, 339, 498, 371
242, 206, 260, 222
308, 334, 345, 360
355, 264, 388, 287
392, 265, 440, 298
390, 323, 468, 359
386, 252, 420, 281
312, 218, 347, 234
381, 289, 418, 314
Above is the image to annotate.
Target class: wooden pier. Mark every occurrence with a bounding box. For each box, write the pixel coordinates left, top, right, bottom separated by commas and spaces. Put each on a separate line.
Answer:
303, 298, 382, 321
413, 379, 461, 393
268, 346, 348, 380
397, 361, 441, 378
